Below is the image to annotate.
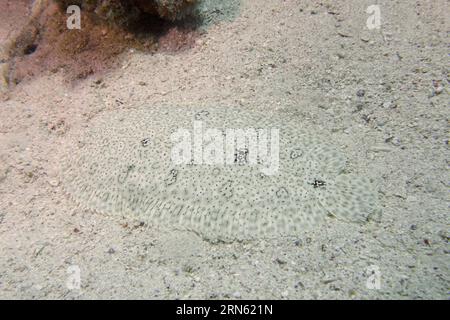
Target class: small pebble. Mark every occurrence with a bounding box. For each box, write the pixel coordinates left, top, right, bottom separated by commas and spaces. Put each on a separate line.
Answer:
389, 137, 402, 146
434, 86, 443, 95
356, 89, 365, 97
47, 178, 60, 187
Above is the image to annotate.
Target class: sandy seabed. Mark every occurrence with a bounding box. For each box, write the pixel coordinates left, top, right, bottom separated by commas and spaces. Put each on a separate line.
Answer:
0, 0, 448, 299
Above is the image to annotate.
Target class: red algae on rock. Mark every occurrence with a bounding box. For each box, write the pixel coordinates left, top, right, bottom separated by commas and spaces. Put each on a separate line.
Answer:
4, 0, 199, 85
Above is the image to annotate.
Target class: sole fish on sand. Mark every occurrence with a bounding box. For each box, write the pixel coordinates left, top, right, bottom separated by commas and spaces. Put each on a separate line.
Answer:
61, 105, 381, 242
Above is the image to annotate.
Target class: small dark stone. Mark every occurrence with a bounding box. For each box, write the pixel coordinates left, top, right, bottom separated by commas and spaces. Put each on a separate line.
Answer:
356, 89, 365, 97
107, 248, 115, 254
133, 221, 145, 229
361, 114, 371, 123
410, 224, 417, 230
